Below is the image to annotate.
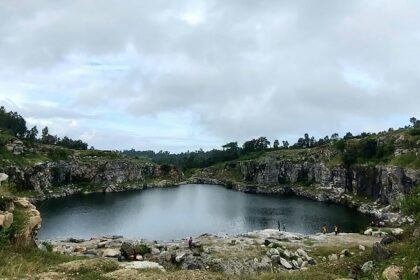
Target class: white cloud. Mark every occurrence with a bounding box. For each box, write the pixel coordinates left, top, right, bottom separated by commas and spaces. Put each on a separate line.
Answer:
0, 0, 419, 151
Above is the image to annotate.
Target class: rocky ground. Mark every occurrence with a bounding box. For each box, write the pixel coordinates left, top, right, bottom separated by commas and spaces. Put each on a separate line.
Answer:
42, 229, 382, 276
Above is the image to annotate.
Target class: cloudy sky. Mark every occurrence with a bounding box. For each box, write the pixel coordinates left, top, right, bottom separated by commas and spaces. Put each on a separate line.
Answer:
1, 1, 419, 152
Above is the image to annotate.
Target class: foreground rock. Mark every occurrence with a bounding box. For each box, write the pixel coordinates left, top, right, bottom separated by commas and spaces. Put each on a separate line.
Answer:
45, 229, 381, 276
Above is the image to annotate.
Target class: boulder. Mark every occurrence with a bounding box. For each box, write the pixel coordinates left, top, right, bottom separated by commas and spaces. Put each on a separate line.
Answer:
119, 261, 165, 272
282, 249, 291, 258
307, 257, 316, 266
135, 254, 143, 261
270, 254, 280, 263
120, 242, 136, 258
358, 244, 366, 251
0, 173, 8, 186
280, 257, 293, 269
372, 243, 391, 261
292, 260, 299, 269
266, 248, 279, 257
151, 247, 160, 255
175, 253, 186, 263
0, 211, 13, 229
340, 249, 350, 257
391, 228, 404, 237
361, 261, 374, 273
411, 265, 419, 276
264, 239, 271, 246
364, 228, 373, 235
328, 254, 338, 261
380, 236, 397, 246
103, 249, 120, 258
382, 265, 402, 280
413, 228, 420, 238
296, 248, 309, 259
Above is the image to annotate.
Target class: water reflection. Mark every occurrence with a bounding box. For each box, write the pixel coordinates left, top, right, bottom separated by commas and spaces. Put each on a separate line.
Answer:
37, 184, 370, 240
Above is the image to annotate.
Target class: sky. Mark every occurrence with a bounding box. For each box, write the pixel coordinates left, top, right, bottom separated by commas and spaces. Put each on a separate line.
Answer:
0, 0, 419, 152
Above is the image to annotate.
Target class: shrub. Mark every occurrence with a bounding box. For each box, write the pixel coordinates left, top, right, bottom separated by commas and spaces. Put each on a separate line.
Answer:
401, 185, 420, 223
408, 128, 420, 136
134, 244, 151, 255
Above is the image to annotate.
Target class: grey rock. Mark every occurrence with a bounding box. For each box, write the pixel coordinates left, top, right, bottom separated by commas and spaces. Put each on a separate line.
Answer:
381, 236, 397, 246
279, 257, 293, 269
361, 260, 374, 273
373, 242, 391, 261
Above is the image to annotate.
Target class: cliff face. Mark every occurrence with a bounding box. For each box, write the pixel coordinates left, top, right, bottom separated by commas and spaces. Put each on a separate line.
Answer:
233, 155, 419, 205
3, 159, 180, 199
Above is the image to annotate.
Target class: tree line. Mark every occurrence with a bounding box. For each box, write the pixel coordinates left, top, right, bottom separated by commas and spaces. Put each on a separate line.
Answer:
124, 118, 420, 170
0, 106, 88, 150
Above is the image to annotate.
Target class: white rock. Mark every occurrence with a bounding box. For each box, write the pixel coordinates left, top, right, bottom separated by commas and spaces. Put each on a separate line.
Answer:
364, 228, 373, 235
391, 228, 404, 236
297, 257, 303, 266
296, 248, 309, 259
267, 248, 280, 257
382, 265, 402, 280
292, 260, 299, 269
361, 261, 374, 273
120, 261, 165, 272
135, 254, 143, 261
175, 253, 186, 262
282, 249, 291, 258
280, 257, 293, 269
328, 254, 338, 261
359, 245, 366, 251
102, 249, 120, 257
151, 247, 160, 255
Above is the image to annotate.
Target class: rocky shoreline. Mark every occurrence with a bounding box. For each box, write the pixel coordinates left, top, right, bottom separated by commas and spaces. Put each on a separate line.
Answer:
39, 229, 383, 276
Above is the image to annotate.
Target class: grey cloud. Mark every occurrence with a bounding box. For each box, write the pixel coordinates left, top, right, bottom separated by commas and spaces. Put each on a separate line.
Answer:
1, 0, 420, 150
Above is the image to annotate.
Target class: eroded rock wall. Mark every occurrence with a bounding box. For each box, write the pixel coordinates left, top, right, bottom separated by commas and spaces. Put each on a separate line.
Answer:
3, 159, 180, 197
237, 156, 419, 205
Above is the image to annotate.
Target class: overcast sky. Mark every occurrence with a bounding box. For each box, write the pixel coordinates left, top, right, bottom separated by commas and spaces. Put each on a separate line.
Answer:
1, 1, 419, 152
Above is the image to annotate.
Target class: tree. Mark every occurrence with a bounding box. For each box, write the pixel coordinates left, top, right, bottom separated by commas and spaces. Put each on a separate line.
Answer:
0, 106, 28, 137
26, 126, 38, 141
331, 133, 339, 141
410, 117, 420, 128
222, 142, 238, 151
41, 126, 49, 140
273, 139, 280, 149
343, 132, 353, 139
282, 140, 289, 149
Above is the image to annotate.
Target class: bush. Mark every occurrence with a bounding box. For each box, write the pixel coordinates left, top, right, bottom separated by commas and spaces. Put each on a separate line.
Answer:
47, 148, 71, 161
401, 185, 420, 223
408, 128, 420, 136
134, 244, 151, 255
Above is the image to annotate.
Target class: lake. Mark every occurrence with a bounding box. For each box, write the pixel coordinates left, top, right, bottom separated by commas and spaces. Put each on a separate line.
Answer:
37, 184, 370, 240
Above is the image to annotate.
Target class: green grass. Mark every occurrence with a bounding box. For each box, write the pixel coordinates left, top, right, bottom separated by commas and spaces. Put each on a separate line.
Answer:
390, 152, 420, 169
0, 146, 49, 167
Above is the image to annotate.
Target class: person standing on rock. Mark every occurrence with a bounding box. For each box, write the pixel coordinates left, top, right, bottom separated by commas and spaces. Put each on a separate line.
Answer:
282, 224, 286, 232
188, 237, 193, 249
334, 225, 340, 235
277, 220, 281, 231
322, 224, 328, 234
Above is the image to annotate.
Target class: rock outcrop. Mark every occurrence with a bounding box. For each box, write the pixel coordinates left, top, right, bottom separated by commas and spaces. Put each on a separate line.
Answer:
236, 155, 419, 205
3, 159, 180, 200
0, 196, 42, 246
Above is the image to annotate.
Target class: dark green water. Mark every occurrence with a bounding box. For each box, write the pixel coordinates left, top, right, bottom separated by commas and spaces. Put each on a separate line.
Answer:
37, 184, 370, 240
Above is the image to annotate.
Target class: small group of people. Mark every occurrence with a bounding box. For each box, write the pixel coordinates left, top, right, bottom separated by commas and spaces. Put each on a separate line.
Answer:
371, 220, 385, 228
277, 220, 286, 232
322, 224, 340, 235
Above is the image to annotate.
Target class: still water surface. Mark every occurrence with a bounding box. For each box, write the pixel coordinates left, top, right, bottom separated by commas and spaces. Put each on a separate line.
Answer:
37, 184, 370, 240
